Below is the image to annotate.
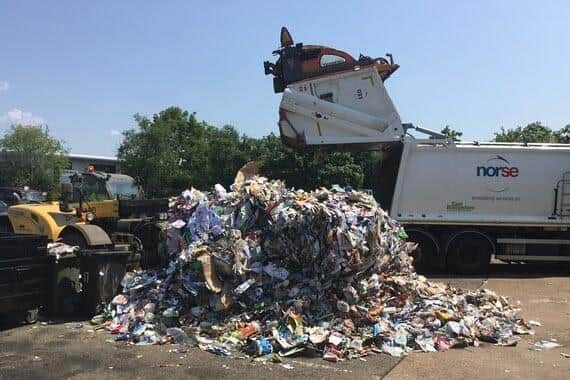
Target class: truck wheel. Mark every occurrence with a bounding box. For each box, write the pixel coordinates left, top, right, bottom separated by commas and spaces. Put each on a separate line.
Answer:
60, 229, 88, 248
446, 231, 493, 274
406, 229, 440, 273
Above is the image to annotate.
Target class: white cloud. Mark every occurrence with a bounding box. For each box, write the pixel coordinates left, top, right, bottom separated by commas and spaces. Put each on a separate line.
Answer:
0, 81, 8, 91
110, 129, 122, 136
0, 108, 44, 126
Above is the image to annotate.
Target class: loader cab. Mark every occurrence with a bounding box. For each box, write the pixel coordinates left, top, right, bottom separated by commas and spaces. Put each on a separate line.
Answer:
105, 174, 143, 200
59, 171, 144, 220
62, 171, 143, 204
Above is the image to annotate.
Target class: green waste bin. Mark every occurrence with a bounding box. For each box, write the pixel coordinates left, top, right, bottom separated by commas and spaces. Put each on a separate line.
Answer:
47, 254, 82, 317
78, 249, 129, 316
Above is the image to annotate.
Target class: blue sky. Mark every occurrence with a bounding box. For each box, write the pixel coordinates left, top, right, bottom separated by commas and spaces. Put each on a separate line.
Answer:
1, 1, 569, 156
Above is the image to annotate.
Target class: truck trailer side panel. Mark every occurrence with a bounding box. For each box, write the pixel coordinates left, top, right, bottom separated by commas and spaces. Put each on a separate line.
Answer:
391, 142, 570, 227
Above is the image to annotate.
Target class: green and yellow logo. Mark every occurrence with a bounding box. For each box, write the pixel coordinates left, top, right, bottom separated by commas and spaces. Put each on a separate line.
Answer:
446, 201, 475, 212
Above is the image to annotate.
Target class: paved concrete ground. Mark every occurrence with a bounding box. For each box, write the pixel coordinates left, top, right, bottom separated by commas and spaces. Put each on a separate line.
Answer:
386, 264, 570, 380
0, 263, 568, 380
0, 320, 398, 380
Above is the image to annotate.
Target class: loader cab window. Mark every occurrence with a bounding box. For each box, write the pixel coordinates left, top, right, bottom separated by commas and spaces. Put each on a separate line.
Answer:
21, 191, 45, 203
320, 54, 346, 67
105, 176, 142, 200
76, 175, 109, 202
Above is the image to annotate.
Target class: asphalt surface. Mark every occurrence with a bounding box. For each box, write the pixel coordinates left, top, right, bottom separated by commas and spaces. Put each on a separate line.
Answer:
387, 263, 570, 380
0, 263, 568, 380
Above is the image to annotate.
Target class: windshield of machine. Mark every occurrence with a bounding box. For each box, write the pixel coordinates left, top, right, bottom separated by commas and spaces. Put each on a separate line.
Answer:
105, 176, 142, 200
21, 191, 46, 203
79, 175, 109, 202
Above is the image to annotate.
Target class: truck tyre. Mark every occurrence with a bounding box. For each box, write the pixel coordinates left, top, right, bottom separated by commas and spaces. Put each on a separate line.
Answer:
406, 229, 440, 273
60, 229, 88, 248
446, 231, 494, 275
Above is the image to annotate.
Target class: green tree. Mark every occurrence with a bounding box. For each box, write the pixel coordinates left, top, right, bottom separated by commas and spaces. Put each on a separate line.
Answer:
204, 125, 254, 188
256, 134, 364, 190
118, 107, 209, 197
0, 125, 68, 197
494, 121, 553, 143
553, 124, 570, 143
119, 107, 368, 196
353, 150, 383, 192
256, 134, 311, 189
440, 125, 463, 141
317, 152, 364, 188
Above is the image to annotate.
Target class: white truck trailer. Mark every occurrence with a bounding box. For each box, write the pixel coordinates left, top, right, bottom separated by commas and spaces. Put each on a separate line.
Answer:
378, 140, 569, 272
264, 28, 570, 272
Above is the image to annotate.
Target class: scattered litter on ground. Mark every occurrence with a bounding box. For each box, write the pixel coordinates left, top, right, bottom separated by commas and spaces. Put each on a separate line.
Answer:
560, 352, 570, 358
47, 242, 79, 261
534, 340, 563, 350
528, 320, 542, 327
88, 175, 533, 363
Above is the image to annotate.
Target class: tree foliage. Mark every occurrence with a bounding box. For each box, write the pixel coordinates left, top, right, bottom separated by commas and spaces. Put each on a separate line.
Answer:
553, 124, 570, 144
204, 125, 256, 189
118, 109, 367, 197
440, 125, 463, 141
0, 125, 68, 197
257, 135, 364, 190
494, 121, 555, 143
118, 107, 209, 197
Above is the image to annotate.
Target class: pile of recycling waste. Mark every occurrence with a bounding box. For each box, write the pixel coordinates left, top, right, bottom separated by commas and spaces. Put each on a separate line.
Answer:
96, 174, 533, 362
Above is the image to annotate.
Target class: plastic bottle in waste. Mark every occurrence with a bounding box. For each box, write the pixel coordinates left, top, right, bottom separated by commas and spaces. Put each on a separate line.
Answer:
115, 333, 131, 342
166, 327, 196, 345
234, 278, 256, 295
245, 338, 274, 357
395, 329, 408, 346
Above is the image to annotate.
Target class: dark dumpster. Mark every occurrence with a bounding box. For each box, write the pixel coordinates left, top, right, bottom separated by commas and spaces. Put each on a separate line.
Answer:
78, 249, 129, 316
47, 253, 82, 317
0, 234, 49, 323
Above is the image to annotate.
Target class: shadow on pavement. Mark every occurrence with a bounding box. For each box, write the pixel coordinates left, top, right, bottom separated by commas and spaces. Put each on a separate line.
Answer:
0, 313, 87, 332
426, 262, 569, 280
